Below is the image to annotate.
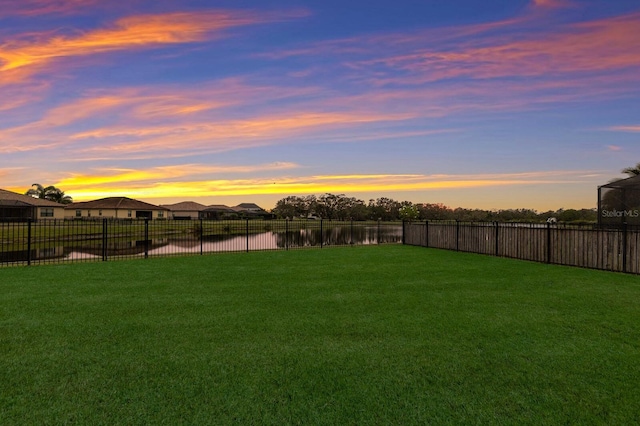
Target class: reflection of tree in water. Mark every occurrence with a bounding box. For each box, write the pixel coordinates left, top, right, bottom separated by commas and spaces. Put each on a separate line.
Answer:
2, 222, 403, 265
66, 238, 170, 257
275, 226, 401, 248
1, 246, 65, 263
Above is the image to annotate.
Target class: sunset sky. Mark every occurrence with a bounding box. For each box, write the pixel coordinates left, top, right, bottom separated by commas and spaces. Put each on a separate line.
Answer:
1, 0, 639, 211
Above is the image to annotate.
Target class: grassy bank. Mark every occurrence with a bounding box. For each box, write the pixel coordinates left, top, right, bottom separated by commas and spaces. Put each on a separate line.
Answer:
1, 246, 639, 424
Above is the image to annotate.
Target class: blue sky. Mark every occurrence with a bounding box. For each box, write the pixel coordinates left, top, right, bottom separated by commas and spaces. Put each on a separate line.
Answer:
1, 0, 639, 210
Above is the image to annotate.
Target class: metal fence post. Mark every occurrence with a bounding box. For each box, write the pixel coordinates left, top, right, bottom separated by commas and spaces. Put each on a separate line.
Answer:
425, 220, 429, 248
402, 221, 406, 245
320, 219, 323, 248
246, 219, 250, 253
285, 219, 289, 251
27, 219, 32, 266
456, 220, 460, 251
623, 222, 628, 273
102, 219, 108, 261
495, 221, 499, 256
546, 222, 551, 264
200, 219, 204, 255
144, 219, 149, 259
377, 219, 381, 245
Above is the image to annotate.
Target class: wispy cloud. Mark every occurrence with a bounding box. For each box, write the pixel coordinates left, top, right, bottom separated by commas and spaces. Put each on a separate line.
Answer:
69, 111, 415, 159
0, 0, 101, 16
530, 0, 574, 10
265, 6, 640, 101
0, 79, 330, 155
1, 12, 253, 72
48, 169, 598, 201
350, 13, 640, 85
608, 125, 640, 133
0, 9, 304, 84
56, 162, 301, 189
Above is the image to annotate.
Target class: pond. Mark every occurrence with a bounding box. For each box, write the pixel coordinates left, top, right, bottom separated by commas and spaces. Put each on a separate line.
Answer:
1, 223, 403, 265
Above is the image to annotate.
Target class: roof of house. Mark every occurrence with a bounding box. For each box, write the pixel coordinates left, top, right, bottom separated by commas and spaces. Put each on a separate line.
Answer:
65, 197, 168, 210
600, 175, 640, 189
0, 188, 65, 208
234, 203, 265, 211
203, 204, 235, 212
160, 201, 208, 211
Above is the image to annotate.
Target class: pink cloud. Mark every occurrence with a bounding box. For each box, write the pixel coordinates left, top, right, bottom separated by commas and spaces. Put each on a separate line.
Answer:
530, 0, 574, 9
609, 126, 640, 133
354, 13, 640, 83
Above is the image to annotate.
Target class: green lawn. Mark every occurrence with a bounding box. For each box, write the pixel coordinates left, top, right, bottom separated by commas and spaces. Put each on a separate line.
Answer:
1, 246, 639, 424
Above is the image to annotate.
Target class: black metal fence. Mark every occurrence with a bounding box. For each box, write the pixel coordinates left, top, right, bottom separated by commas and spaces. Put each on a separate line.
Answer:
404, 221, 640, 274
7, 218, 640, 274
0, 219, 402, 267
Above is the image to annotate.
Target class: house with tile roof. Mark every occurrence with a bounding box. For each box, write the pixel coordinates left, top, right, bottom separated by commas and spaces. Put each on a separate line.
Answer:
232, 203, 273, 219
201, 204, 238, 220
160, 201, 208, 220
65, 197, 169, 220
0, 188, 66, 221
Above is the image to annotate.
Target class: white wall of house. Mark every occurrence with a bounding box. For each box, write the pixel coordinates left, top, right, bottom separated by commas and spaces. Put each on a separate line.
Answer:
37, 207, 65, 220
168, 210, 200, 219
65, 208, 168, 219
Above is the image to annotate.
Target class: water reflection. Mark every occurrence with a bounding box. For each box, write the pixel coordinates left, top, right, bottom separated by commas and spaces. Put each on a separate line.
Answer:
2, 224, 402, 264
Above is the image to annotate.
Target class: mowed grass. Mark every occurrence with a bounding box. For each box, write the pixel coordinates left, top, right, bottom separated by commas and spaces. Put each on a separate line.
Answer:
1, 246, 639, 425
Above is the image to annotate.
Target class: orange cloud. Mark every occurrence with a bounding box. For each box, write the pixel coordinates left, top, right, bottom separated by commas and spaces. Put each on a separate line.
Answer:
0, 9, 311, 87
56, 162, 301, 189
41, 91, 226, 126
0, 11, 261, 74
0, 78, 324, 155
67, 111, 415, 159
56, 170, 598, 201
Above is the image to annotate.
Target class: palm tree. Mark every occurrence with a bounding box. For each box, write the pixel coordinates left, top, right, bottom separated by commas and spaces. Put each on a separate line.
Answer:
46, 187, 73, 204
622, 163, 640, 177
25, 183, 47, 199
25, 183, 73, 204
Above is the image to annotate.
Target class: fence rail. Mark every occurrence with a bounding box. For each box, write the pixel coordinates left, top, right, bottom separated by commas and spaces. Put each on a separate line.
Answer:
5, 219, 639, 274
0, 219, 402, 267
404, 221, 640, 274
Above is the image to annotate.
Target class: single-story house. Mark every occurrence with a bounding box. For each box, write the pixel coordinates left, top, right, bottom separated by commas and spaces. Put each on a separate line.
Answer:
65, 197, 169, 220
201, 204, 238, 220
233, 203, 273, 219
0, 188, 66, 221
160, 201, 208, 220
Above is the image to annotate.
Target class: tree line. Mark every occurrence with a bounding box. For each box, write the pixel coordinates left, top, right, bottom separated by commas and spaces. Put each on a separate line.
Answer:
30, 159, 640, 223
270, 194, 597, 223
271, 163, 640, 223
